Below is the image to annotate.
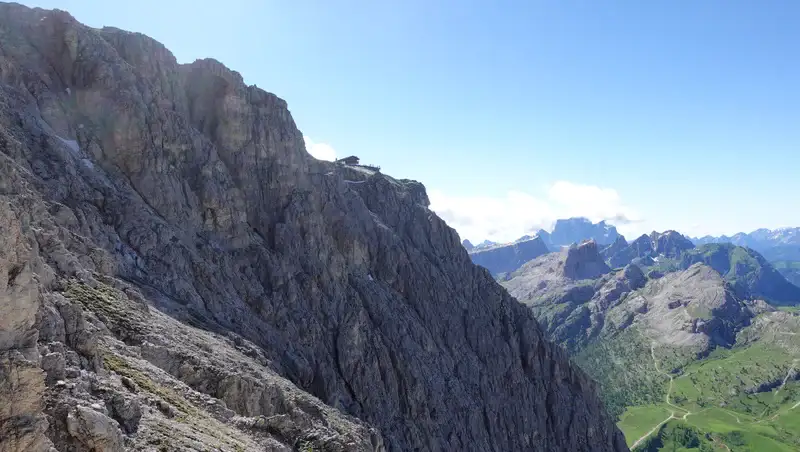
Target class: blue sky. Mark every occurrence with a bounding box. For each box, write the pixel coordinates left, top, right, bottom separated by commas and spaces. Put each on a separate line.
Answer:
21, 0, 800, 242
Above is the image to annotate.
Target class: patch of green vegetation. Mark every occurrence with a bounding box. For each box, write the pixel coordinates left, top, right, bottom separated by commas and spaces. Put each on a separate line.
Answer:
670, 343, 794, 414
64, 280, 148, 339
636, 421, 716, 452
103, 353, 196, 415
647, 258, 681, 274
773, 261, 800, 287
574, 329, 668, 417
617, 405, 673, 447
617, 338, 800, 451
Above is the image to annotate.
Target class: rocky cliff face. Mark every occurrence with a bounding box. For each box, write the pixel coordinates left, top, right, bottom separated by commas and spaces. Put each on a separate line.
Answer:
0, 4, 627, 452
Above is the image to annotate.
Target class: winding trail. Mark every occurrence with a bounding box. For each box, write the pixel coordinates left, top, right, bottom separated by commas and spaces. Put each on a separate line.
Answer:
651, 344, 687, 413
630, 344, 692, 449
630, 412, 675, 450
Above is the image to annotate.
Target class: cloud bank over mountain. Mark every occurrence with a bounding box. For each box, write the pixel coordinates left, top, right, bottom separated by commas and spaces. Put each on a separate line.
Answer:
429, 181, 642, 243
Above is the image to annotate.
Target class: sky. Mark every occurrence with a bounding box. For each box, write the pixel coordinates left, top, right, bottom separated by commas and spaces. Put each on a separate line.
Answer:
19, 0, 800, 243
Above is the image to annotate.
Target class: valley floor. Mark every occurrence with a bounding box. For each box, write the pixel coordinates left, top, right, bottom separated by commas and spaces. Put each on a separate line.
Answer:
618, 342, 800, 451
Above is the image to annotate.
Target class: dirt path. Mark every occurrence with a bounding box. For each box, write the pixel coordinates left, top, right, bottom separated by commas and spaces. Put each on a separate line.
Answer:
774, 359, 798, 399
630, 412, 675, 450
722, 410, 742, 424
631, 344, 692, 449
651, 344, 687, 413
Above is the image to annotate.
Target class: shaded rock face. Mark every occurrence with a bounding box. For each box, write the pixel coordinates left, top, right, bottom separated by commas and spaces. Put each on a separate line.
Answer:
548, 218, 619, 248
468, 236, 550, 276
0, 4, 627, 452
607, 234, 653, 268
600, 235, 627, 260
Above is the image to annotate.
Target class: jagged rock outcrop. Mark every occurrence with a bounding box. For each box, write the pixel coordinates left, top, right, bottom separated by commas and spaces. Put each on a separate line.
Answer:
0, 4, 627, 452
563, 241, 611, 280
605, 230, 694, 268
468, 236, 550, 276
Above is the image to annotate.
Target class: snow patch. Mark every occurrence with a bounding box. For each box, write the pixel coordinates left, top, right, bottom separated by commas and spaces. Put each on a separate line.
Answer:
81, 159, 94, 169
368, 274, 374, 281
344, 180, 366, 184
65, 87, 71, 95
56, 136, 80, 155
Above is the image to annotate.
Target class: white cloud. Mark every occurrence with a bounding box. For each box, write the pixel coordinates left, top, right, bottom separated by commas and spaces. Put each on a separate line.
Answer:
429, 181, 643, 243
303, 136, 337, 161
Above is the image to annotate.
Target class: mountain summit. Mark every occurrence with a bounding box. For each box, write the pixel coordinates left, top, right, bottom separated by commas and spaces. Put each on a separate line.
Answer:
546, 218, 620, 248
0, 4, 626, 451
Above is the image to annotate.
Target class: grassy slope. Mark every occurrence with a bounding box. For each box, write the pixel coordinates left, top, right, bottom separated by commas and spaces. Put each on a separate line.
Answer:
680, 244, 800, 305
617, 405, 673, 447
774, 261, 800, 287
617, 338, 800, 451
575, 329, 670, 417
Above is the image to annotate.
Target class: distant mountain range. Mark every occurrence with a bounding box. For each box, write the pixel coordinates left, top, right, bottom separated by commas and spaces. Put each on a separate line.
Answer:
691, 228, 800, 288
501, 239, 800, 450
467, 236, 550, 276
462, 217, 800, 448
692, 227, 800, 249
466, 222, 800, 284
463, 217, 621, 275
463, 217, 619, 252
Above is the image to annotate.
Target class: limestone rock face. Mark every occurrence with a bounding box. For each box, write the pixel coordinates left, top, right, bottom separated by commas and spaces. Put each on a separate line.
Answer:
66, 406, 124, 452
606, 263, 750, 350
0, 3, 627, 451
